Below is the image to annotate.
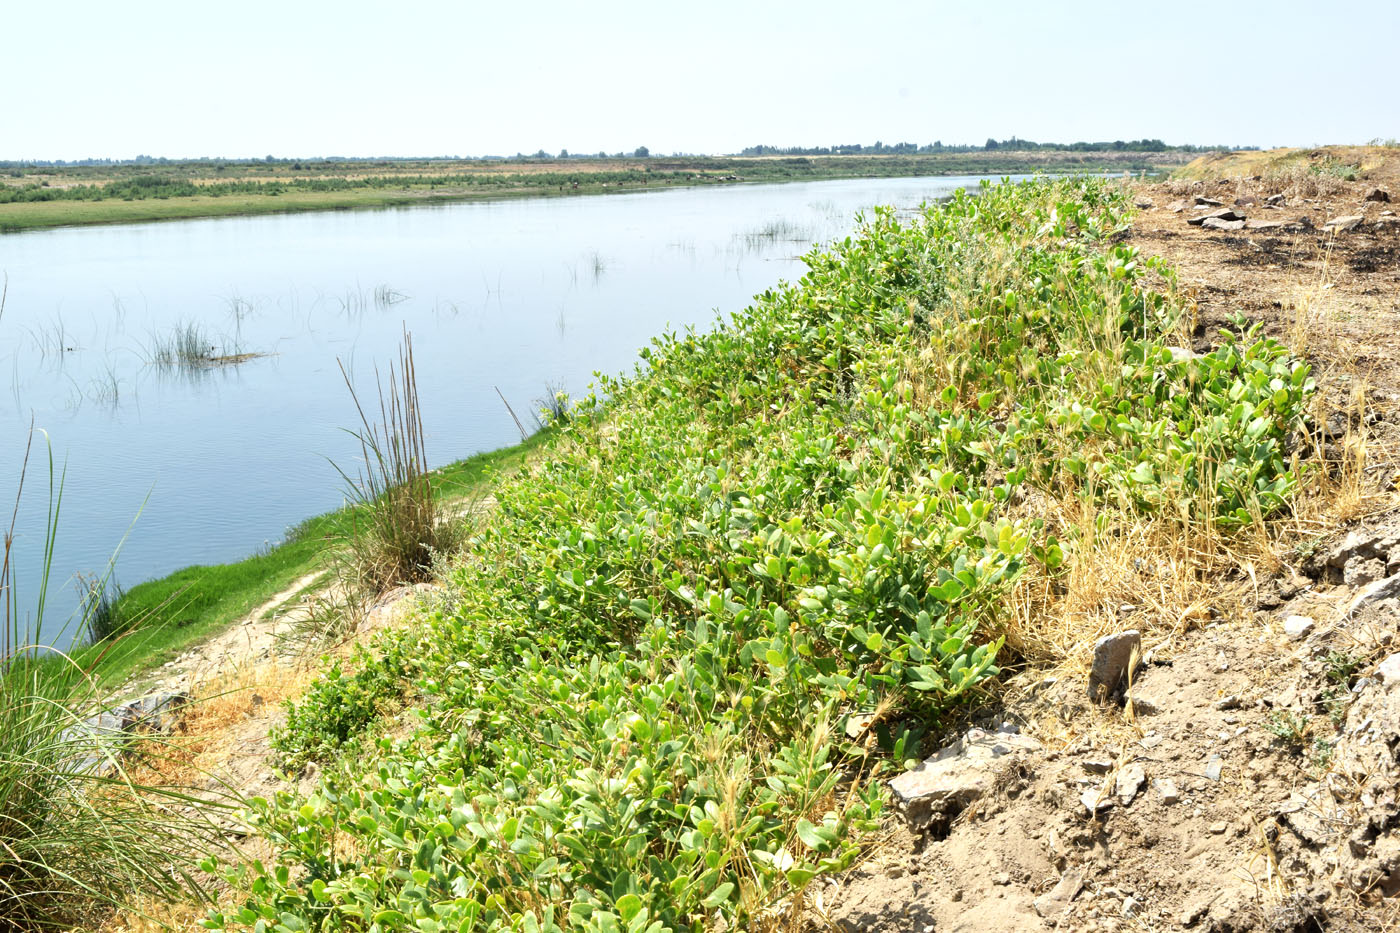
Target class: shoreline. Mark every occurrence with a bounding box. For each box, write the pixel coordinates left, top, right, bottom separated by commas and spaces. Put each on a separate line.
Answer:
0, 152, 1190, 234
70, 429, 549, 689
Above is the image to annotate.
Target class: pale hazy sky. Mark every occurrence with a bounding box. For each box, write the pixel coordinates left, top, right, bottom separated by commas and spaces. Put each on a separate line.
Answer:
3, 0, 1396, 161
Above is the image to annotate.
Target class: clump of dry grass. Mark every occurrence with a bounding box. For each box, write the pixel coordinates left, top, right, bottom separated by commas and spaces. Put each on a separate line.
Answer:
1262, 160, 1352, 199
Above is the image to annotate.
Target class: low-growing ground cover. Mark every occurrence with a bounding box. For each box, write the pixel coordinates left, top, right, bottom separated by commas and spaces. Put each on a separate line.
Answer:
209, 177, 1312, 932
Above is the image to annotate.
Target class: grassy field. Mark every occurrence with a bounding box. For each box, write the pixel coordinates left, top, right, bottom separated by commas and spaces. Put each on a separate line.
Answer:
65, 431, 549, 689
0, 151, 1198, 232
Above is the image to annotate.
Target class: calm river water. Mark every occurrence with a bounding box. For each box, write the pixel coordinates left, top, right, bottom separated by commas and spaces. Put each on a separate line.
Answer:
1, 175, 1007, 644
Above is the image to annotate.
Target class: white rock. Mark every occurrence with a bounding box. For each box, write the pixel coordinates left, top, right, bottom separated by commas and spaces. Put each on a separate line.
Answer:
1283, 615, 1315, 639
889, 726, 1044, 830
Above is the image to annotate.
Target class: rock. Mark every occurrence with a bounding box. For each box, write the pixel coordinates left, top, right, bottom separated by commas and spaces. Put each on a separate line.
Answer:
1033, 868, 1084, 920
1205, 755, 1223, 782
1181, 897, 1213, 927
1195, 196, 1224, 206
1345, 570, 1400, 616
1201, 217, 1246, 231
1155, 778, 1182, 804
1266, 193, 1286, 205
1088, 630, 1141, 703
1283, 615, 1315, 639
1129, 696, 1161, 716
1345, 556, 1387, 587
1214, 694, 1243, 710
1082, 759, 1114, 774
1246, 219, 1287, 230
1122, 896, 1142, 918
1081, 788, 1113, 816
1188, 208, 1244, 226
889, 726, 1044, 831
1167, 199, 1190, 213
1365, 188, 1391, 203
1323, 214, 1364, 232
1378, 653, 1400, 685
113, 691, 188, 733
1116, 763, 1146, 805
1326, 526, 1400, 571
1133, 198, 1154, 209
1209, 821, 1228, 835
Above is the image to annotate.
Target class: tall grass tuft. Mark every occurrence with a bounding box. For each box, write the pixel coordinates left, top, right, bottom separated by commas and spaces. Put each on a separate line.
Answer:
146, 321, 217, 368
0, 429, 223, 929
336, 330, 457, 593
75, 572, 126, 644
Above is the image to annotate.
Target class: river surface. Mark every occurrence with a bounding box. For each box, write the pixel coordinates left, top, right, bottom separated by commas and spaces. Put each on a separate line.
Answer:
0, 175, 1007, 645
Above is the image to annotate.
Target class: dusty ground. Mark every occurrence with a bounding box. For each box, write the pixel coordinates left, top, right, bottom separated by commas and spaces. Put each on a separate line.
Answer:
818, 148, 1400, 932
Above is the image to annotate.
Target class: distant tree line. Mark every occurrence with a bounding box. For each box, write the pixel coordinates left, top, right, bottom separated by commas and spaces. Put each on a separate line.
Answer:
738, 138, 1255, 156
2, 138, 1260, 171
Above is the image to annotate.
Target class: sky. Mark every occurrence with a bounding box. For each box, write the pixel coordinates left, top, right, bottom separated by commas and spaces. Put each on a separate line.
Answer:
3, 0, 1397, 161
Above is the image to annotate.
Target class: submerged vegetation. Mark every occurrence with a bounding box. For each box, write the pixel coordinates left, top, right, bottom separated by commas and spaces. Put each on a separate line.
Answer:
145, 320, 263, 370
202, 177, 1312, 931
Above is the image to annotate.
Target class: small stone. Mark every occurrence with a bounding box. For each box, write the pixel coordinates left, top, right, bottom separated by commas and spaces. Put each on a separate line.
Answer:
1266, 193, 1286, 205
1188, 207, 1244, 226
1034, 868, 1084, 920
1181, 897, 1211, 927
1194, 195, 1224, 206
1282, 615, 1315, 639
1201, 217, 1246, 231
1088, 630, 1142, 702
1082, 789, 1114, 816
1376, 653, 1400, 686
1364, 187, 1391, 203
1155, 778, 1181, 804
1129, 695, 1161, 716
1134, 198, 1154, 209
1246, 219, 1287, 230
993, 872, 1011, 886
1213, 695, 1242, 711
1123, 897, 1142, 918
1139, 734, 1163, 750
1323, 214, 1364, 232
1205, 755, 1223, 782
1345, 556, 1386, 587
1116, 763, 1146, 805
1209, 821, 1228, 834
889, 726, 1044, 830
1083, 759, 1114, 774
